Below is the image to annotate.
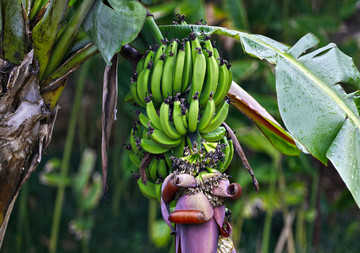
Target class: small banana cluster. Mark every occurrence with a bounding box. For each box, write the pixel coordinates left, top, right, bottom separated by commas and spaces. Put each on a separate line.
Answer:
127, 33, 235, 201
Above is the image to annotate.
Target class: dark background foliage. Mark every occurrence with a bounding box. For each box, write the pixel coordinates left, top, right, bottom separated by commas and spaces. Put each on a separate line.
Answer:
3, 0, 360, 252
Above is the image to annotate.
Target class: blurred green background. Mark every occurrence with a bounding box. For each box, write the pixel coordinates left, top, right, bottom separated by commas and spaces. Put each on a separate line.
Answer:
2, 0, 360, 252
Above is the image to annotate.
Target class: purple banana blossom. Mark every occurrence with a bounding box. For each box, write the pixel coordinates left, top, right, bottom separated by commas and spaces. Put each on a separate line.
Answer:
161, 173, 242, 253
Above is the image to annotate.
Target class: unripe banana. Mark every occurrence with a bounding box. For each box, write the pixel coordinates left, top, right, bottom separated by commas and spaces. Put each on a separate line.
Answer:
157, 158, 168, 179
148, 128, 183, 148
155, 182, 163, 201
159, 98, 182, 139
143, 50, 155, 70
136, 57, 145, 74
137, 178, 157, 201
199, 51, 219, 106
188, 92, 200, 133
203, 38, 214, 53
140, 138, 171, 154
130, 73, 145, 107
150, 54, 166, 104
148, 157, 159, 181
137, 64, 152, 106
181, 40, 192, 92
200, 100, 230, 134
128, 149, 142, 168
189, 34, 201, 65
213, 47, 221, 65
218, 137, 230, 173
189, 48, 206, 98
162, 53, 175, 98
213, 60, 229, 106
198, 95, 215, 131
172, 47, 185, 95
223, 138, 234, 172
200, 126, 226, 142
153, 43, 166, 66
173, 96, 187, 136
145, 96, 162, 130
138, 112, 154, 129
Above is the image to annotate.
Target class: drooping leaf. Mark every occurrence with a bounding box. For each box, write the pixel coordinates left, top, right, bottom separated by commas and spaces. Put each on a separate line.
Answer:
228, 82, 300, 156
83, 0, 146, 65
101, 55, 118, 195
159, 25, 360, 207
0, 0, 28, 64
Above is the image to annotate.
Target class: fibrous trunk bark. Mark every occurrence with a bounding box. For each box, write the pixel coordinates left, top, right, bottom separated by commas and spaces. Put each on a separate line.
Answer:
0, 50, 57, 247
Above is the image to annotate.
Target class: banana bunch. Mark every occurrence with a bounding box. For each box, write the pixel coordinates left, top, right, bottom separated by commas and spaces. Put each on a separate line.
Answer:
127, 33, 236, 201
129, 34, 232, 109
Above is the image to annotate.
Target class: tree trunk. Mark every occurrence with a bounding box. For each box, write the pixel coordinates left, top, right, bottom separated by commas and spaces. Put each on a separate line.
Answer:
0, 50, 57, 247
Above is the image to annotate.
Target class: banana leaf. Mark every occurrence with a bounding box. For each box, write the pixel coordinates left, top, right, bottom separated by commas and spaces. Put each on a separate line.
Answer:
159, 25, 360, 207
83, 0, 146, 65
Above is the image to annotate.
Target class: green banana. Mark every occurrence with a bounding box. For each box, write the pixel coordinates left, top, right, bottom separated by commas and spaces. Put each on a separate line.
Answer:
199, 52, 219, 106
150, 55, 165, 104
138, 112, 153, 129
200, 100, 230, 134
137, 178, 157, 201
149, 128, 183, 148
128, 149, 142, 168
155, 182, 162, 202
213, 60, 229, 106
140, 138, 171, 154
165, 39, 178, 57
189, 48, 206, 98
137, 66, 152, 106
180, 100, 188, 128
198, 96, 215, 131
203, 38, 214, 53
159, 99, 182, 139
130, 77, 145, 107
172, 47, 185, 95
145, 97, 162, 130
181, 40, 192, 92
223, 138, 234, 172
148, 157, 159, 181
157, 158, 168, 179
200, 126, 226, 142
190, 35, 201, 65
136, 57, 145, 74
213, 47, 221, 64
161, 53, 175, 98
143, 50, 155, 70
130, 128, 138, 152
173, 97, 187, 135
153, 43, 166, 66
188, 92, 200, 133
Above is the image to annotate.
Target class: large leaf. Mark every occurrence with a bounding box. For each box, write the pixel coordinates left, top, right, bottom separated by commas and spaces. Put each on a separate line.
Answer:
159, 25, 360, 207
83, 0, 146, 65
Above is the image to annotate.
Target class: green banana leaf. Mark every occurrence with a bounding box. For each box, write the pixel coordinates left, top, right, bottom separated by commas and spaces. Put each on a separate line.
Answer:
0, 0, 28, 64
159, 25, 360, 207
83, 0, 146, 65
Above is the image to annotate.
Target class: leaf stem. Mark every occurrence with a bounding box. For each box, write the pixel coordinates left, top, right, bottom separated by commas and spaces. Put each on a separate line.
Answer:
43, 0, 96, 80
140, 13, 164, 46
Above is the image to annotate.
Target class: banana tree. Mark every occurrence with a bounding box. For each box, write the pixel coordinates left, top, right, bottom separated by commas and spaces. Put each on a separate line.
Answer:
0, 0, 359, 251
